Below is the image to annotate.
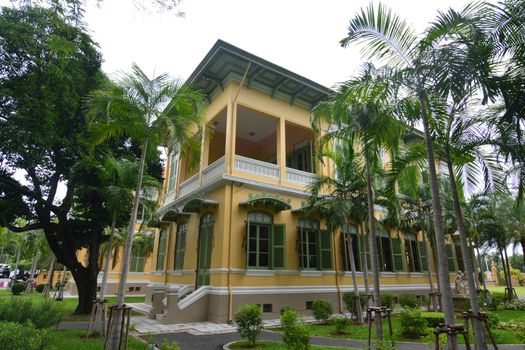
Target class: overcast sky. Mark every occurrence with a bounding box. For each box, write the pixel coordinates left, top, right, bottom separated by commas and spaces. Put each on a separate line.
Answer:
83, 0, 475, 88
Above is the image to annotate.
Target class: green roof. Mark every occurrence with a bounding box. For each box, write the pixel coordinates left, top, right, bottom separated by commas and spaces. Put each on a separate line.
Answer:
187, 40, 331, 108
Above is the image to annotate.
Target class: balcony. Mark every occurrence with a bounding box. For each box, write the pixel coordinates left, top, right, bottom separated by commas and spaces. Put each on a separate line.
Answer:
285, 167, 316, 185
234, 155, 280, 180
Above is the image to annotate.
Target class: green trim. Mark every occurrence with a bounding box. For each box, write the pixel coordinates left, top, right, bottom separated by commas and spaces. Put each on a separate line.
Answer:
392, 237, 404, 271
419, 241, 428, 272
239, 197, 291, 212
272, 224, 286, 269
182, 198, 219, 213
161, 210, 190, 222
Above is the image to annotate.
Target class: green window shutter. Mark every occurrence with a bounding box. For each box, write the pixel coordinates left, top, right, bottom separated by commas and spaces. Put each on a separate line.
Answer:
419, 241, 428, 272
298, 227, 304, 269
446, 244, 456, 271
319, 229, 333, 270
341, 231, 349, 271
246, 220, 250, 268
272, 224, 286, 269
391, 237, 404, 271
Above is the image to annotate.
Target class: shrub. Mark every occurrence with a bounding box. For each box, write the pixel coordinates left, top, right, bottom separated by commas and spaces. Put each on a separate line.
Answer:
332, 316, 351, 334
0, 299, 62, 328
497, 320, 525, 341
280, 306, 294, 315
311, 300, 332, 323
0, 321, 49, 350
420, 312, 445, 328
234, 304, 263, 345
10, 282, 24, 296
280, 309, 310, 350
482, 291, 505, 311
159, 340, 181, 350
487, 312, 500, 329
380, 292, 395, 309
35, 284, 45, 293
342, 292, 367, 313
503, 299, 525, 311
398, 293, 420, 308
399, 308, 428, 338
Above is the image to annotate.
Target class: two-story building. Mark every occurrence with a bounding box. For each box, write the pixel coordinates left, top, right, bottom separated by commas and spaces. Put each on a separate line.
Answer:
95, 40, 463, 324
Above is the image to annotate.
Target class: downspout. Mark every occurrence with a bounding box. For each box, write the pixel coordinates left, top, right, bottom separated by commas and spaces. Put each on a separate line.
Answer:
227, 63, 251, 322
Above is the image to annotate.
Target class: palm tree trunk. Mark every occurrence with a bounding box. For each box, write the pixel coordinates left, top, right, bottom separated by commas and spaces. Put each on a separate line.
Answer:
365, 158, 382, 340
418, 94, 456, 347
344, 226, 363, 323
94, 213, 117, 336
106, 133, 149, 350
476, 247, 487, 292
360, 223, 370, 296
446, 158, 487, 350
10, 247, 21, 287
25, 249, 40, 293
471, 245, 480, 291
423, 221, 436, 311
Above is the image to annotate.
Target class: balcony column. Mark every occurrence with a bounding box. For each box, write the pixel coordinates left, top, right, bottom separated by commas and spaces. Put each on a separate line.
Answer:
224, 100, 237, 174
277, 116, 286, 185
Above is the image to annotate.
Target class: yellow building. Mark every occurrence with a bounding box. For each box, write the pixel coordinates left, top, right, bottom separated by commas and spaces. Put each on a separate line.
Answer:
133, 40, 462, 324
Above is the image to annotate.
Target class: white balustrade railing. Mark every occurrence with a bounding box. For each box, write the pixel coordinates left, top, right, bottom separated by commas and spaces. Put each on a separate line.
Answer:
285, 167, 316, 186
202, 156, 226, 185
234, 155, 280, 179
179, 173, 200, 196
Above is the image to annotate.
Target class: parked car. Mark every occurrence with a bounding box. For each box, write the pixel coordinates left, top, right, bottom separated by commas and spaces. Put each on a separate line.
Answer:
0, 265, 10, 278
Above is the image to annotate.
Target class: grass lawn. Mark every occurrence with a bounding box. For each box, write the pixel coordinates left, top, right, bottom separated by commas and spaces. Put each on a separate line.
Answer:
487, 286, 525, 297
229, 340, 355, 349
271, 309, 525, 345
0, 289, 145, 321
47, 330, 150, 350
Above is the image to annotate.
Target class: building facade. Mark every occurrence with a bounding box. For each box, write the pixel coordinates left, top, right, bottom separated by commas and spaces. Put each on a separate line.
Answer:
97, 40, 464, 324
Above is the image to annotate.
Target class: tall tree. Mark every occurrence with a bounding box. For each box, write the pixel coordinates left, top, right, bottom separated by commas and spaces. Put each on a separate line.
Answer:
313, 63, 403, 340
0, 4, 109, 314
85, 64, 204, 349
308, 144, 369, 323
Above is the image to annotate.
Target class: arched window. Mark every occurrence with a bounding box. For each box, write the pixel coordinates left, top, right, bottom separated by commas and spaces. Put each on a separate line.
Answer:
404, 233, 421, 272
246, 211, 285, 269
298, 219, 332, 270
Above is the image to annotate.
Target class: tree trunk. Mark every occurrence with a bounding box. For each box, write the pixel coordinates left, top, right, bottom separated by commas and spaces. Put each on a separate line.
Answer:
521, 237, 525, 268
106, 134, 149, 350
503, 248, 515, 301
10, 247, 21, 287
365, 159, 382, 340
471, 246, 480, 291
345, 226, 363, 323
446, 158, 487, 350
93, 214, 117, 336
360, 223, 370, 295
418, 93, 456, 347
423, 220, 436, 311
26, 249, 40, 293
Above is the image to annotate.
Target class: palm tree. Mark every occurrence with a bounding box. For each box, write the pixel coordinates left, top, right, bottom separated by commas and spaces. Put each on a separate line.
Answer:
85, 63, 204, 350
339, 5, 496, 344
307, 144, 368, 323
91, 157, 160, 336
313, 63, 402, 340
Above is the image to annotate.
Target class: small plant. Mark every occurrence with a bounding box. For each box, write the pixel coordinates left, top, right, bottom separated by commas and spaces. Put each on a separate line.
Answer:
311, 299, 332, 323
503, 299, 525, 311
420, 312, 445, 328
483, 291, 504, 310
380, 292, 395, 309
159, 339, 181, 350
10, 282, 24, 296
398, 293, 420, 308
280, 306, 294, 315
0, 321, 49, 350
280, 309, 310, 350
332, 316, 351, 334
234, 304, 263, 346
399, 308, 428, 338
35, 284, 45, 293
487, 312, 500, 329
497, 320, 525, 341
342, 292, 367, 313
0, 299, 62, 328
